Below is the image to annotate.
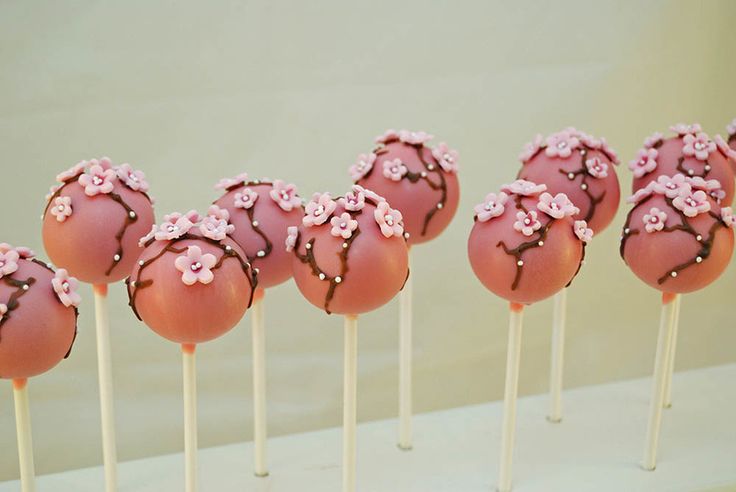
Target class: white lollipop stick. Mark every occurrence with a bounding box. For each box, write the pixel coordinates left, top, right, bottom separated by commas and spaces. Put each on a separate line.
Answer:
13, 379, 36, 492
182, 343, 198, 492
663, 294, 682, 409
398, 249, 413, 450
343, 315, 358, 492
548, 288, 567, 423
642, 293, 677, 471
251, 289, 268, 477
498, 303, 524, 492
93, 284, 118, 492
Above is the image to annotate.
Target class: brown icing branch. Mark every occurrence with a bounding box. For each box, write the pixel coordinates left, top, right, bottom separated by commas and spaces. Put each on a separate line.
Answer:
104, 192, 139, 276
497, 222, 552, 291
556, 148, 606, 223
0, 276, 36, 343
220, 180, 276, 263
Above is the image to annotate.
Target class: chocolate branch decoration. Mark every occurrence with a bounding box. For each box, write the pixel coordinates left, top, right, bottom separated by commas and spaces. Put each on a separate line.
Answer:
556, 147, 606, 223
222, 179, 275, 263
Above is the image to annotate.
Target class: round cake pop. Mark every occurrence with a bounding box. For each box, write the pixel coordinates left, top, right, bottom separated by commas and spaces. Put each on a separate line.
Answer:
42, 157, 156, 285
127, 207, 257, 344
620, 174, 735, 293
467, 180, 590, 305
0, 244, 79, 380
212, 173, 303, 288
629, 124, 735, 205
289, 185, 410, 314
516, 127, 621, 233
350, 129, 460, 245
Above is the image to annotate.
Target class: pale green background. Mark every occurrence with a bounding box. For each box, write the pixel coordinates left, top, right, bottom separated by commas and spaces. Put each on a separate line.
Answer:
1, 0, 735, 481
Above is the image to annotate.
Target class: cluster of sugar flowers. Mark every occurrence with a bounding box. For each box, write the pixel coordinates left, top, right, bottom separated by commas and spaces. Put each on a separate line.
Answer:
138, 205, 236, 247
473, 179, 592, 243
349, 129, 459, 180
518, 127, 619, 165
215, 172, 303, 212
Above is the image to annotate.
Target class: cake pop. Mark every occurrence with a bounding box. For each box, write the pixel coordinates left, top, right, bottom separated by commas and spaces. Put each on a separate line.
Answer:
289, 186, 409, 492
630, 124, 735, 205
0, 243, 80, 492
350, 129, 460, 449
467, 180, 590, 492
41, 157, 155, 492
212, 173, 303, 476
127, 208, 257, 492
620, 173, 734, 470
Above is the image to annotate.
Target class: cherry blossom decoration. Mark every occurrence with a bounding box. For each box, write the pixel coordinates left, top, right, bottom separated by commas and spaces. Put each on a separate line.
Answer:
673, 189, 711, 218
235, 188, 259, 209
629, 148, 658, 178
52, 269, 82, 307
652, 174, 689, 198
721, 207, 736, 228
574, 220, 593, 243
175, 245, 217, 286
349, 153, 376, 181
670, 123, 702, 136
116, 163, 149, 192
330, 213, 359, 239
303, 193, 337, 227
0, 249, 20, 279
714, 135, 736, 161
285, 226, 298, 252
155, 213, 195, 241
501, 180, 547, 197
78, 164, 116, 196
727, 119, 736, 137
199, 213, 235, 241
537, 192, 579, 219
338, 187, 365, 212
56, 162, 87, 183
643, 207, 668, 233
644, 132, 664, 149
585, 157, 609, 179
628, 183, 656, 204
545, 130, 580, 158
474, 192, 508, 222
518, 134, 544, 163
398, 130, 433, 145
513, 211, 542, 236
215, 173, 249, 191
269, 180, 302, 211
431, 142, 459, 173
682, 132, 716, 161
383, 158, 408, 181
50, 196, 73, 222
0, 244, 35, 260
374, 201, 404, 238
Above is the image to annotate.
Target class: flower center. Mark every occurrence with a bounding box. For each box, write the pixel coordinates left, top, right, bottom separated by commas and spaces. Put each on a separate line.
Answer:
129, 173, 138, 182
639, 158, 647, 166
315, 205, 324, 215
685, 197, 697, 206
443, 153, 453, 162
93, 176, 103, 185
485, 202, 495, 210
167, 225, 178, 232
557, 140, 568, 149
524, 218, 532, 225
694, 142, 705, 151
650, 217, 659, 223
191, 262, 202, 272
58, 205, 66, 211
385, 214, 394, 225
62, 281, 70, 292
281, 191, 290, 200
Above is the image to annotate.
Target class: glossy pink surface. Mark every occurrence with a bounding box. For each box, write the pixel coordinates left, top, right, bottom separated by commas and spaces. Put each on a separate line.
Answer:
467, 196, 583, 305
518, 148, 620, 233
357, 141, 460, 245
129, 234, 254, 344
43, 180, 155, 285
213, 183, 303, 289
622, 194, 733, 293
291, 200, 409, 315
0, 259, 77, 379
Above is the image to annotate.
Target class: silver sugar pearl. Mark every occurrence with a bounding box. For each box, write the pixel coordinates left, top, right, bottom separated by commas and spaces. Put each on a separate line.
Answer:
517, 260, 524, 266
335, 276, 342, 283
257, 250, 265, 257
129, 211, 136, 218
113, 254, 121, 261
318, 273, 326, 280
671, 271, 678, 278
696, 256, 703, 263
437, 203, 443, 209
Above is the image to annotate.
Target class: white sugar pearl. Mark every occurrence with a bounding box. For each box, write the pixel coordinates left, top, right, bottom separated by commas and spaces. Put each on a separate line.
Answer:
139, 260, 144, 266
252, 220, 259, 227
318, 273, 326, 280
342, 243, 348, 248
113, 254, 121, 261
696, 256, 703, 263
437, 203, 443, 209
705, 165, 711, 171
335, 276, 342, 283
517, 260, 524, 266
581, 184, 588, 190
22, 284, 29, 291
696, 235, 703, 241
671, 271, 678, 278
568, 173, 575, 180
257, 250, 265, 257
129, 211, 136, 219
305, 243, 312, 250
538, 241, 544, 246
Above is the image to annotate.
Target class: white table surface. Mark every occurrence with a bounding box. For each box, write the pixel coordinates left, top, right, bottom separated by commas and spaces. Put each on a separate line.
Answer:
2, 364, 735, 492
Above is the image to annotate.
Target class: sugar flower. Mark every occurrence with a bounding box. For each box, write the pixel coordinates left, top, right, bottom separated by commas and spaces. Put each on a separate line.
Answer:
721, 207, 736, 228
234, 188, 258, 209
398, 130, 433, 145
670, 123, 702, 136
682, 132, 715, 161
52, 269, 81, 307
599, 138, 620, 164
0, 249, 20, 279
643, 207, 668, 233
432, 142, 459, 173
714, 134, 736, 161
175, 246, 217, 286
629, 148, 658, 178
513, 210, 542, 236
56, 162, 86, 183
50, 196, 73, 222
46, 184, 62, 201
303, 193, 337, 227
375, 129, 400, 144
585, 157, 608, 179
285, 226, 299, 252
627, 182, 656, 204
215, 172, 249, 191
139, 225, 157, 247
578, 131, 602, 150
349, 153, 376, 181
269, 180, 302, 211
78, 164, 116, 196
673, 189, 711, 217
537, 192, 579, 219
727, 119, 736, 137
382, 158, 408, 181
206, 205, 230, 222
574, 220, 593, 243
116, 163, 149, 192
374, 201, 404, 238
652, 174, 690, 198
501, 179, 547, 197
474, 192, 508, 222
155, 214, 194, 241
330, 212, 359, 239
339, 188, 365, 211
199, 215, 234, 241
545, 130, 580, 158
518, 134, 544, 163
644, 132, 664, 149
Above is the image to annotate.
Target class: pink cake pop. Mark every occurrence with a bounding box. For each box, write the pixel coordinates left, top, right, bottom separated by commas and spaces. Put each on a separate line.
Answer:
468, 179, 589, 305
290, 186, 409, 315
517, 128, 621, 233
630, 125, 735, 206
42, 158, 156, 285
127, 208, 257, 344
212, 173, 303, 288
351, 129, 460, 245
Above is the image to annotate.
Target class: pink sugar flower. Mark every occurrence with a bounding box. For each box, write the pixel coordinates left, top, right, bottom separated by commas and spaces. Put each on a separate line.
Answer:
349, 153, 376, 181
374, 201, 404, 238
303, 193, 337, 227
585, 157, 608, 179
52, 269, 81, 307
673, 189, 711, 217
599, 138, 619, 164
398, 130, 433, 145
629, 148, 658, 178
234, 188, 259, 209
627, 182, 656, 204
355, 185, 385, 203
96, 157, 114, 170
115, 163, 149, 192
537, 192, 579, 219
139, 225, 157, 247
50, 196, 73, 222
501, 179, 547, 197
714, 134, 736, 161
78, 164, 116, 196
644, 132, 664, 149
339, 188, 365, 211
574, 220, 593, 243
721, 207, 736, 228
727, 119, 736, 137
375, 129, 400, 144
207, 205, 230, 222
518, 134, 544, 163
215, 173, 249, 191
578, 131, 602, 150
545, 130, 580, 158
46, 184, 61, 201
163, 210, 200, 224
432, 142, 459, 173
643, 207, 668, 233
285, 226, 299, 252
382, 158, 408, 181
269, 180, 302, 211
652, 174, 690, 199
682, 132, 716, 161
0, 249, 20, 279
474, 192, 508, 222
199, 215, 234, 241
155, 215, 194, 241
14, 247, 35, 259
330, 212, 359, 239
175, 246, 217, 286
670, 123, 702, 136
56, 162, 86, 183
513, 210, 542, 236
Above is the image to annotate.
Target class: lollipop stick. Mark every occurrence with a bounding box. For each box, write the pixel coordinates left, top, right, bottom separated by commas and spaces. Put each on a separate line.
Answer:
663, 294, 682, 409
13, 379, 35, 492
642, 292, 677, 471
548, 288, 567, 423
251, 288, 268, 477
398, 248, 413, 450
182, 343, 198, 492
498, 302, 524, 492
93, 284, 118, 492
343, 315, 358, 492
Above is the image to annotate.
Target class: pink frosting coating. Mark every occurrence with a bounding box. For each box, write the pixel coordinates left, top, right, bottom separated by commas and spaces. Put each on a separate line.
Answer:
621, 181, 734, 293
213, 180, 304, 289
517, 129, 621, 233
355, 139, 460, 245
291, 195, 409, 315
128, 232, 254, 344
42, 163, 156, 285
631, 132, 735, 206
0, 257, 77, 379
